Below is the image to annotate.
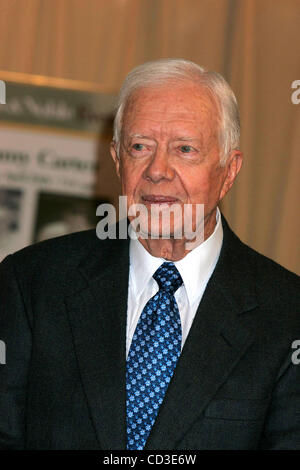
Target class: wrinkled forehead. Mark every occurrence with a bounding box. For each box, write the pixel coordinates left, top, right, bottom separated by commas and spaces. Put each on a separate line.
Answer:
122, 82, 220, 136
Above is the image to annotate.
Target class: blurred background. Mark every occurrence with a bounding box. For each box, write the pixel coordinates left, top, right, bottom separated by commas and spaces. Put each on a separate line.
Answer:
0, 0, 299, 273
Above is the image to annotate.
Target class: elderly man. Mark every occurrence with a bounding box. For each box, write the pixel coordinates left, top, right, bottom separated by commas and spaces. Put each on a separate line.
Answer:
0, 59, 299, 450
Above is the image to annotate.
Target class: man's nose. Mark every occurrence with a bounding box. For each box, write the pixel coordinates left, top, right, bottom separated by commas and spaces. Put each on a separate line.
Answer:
143, 147, 174, 183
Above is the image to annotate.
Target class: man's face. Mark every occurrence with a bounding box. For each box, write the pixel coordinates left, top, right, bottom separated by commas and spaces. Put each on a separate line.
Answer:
111, 81, 241, 241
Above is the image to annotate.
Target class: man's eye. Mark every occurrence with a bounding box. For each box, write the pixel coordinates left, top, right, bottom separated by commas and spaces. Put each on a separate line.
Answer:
180, 145, 193, 153
132, 143, 144, 151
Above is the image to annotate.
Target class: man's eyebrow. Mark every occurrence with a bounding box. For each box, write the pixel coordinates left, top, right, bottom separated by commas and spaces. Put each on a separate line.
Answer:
127, 134, 199, 142
172, 136, 198, 141
128, 134, 153, 139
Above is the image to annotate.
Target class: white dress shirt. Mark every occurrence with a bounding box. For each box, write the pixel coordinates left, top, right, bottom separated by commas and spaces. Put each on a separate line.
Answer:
126, 208, 223, 357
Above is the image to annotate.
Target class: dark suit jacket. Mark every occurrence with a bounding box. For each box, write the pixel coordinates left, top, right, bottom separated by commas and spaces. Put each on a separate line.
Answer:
0, 216, 299, 450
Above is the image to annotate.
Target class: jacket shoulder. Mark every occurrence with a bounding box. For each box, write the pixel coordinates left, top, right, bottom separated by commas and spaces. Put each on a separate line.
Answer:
238, 236, 298, 289
220, 215, 299, 312
222, 215, 298, 281
1, 229, 99, 279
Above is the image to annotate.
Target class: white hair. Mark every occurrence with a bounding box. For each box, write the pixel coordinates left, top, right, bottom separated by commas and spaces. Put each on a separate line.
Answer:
113, 58, 240, 165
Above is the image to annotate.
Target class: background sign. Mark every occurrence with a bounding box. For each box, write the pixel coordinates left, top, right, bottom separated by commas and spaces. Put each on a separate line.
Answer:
0, 75, 119, 261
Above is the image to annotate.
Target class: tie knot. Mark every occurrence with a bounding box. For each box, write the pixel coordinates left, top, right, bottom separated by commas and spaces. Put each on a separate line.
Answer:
153, 262, 183, 293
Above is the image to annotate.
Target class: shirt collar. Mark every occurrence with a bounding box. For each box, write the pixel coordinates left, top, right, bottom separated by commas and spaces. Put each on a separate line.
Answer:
129, 207, 223, 305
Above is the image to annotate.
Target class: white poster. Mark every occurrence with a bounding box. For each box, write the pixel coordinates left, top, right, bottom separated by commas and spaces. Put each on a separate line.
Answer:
0, 77, 117, 260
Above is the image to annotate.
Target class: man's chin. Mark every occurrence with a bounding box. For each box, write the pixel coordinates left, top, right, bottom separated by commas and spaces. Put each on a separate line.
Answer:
129, 219, 184, 240
128, 210, 205, 243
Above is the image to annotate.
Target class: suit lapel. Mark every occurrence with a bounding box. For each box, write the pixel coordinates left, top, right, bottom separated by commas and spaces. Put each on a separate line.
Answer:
65, 235, 130, 450
145, 217, 259, 449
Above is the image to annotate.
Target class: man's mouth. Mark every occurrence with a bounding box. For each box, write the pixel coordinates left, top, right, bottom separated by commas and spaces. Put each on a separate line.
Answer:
141, 195, 180, 205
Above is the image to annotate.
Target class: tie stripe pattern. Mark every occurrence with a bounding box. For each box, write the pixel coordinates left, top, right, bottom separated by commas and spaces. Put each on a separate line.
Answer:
126, 262, 183, 450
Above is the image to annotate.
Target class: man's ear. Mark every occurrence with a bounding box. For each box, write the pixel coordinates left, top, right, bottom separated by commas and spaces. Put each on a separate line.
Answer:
110, 141, 121, 178
219, 150, 243, 200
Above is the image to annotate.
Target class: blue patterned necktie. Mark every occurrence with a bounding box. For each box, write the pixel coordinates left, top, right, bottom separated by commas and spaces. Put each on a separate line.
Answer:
126, 261, 183, 450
